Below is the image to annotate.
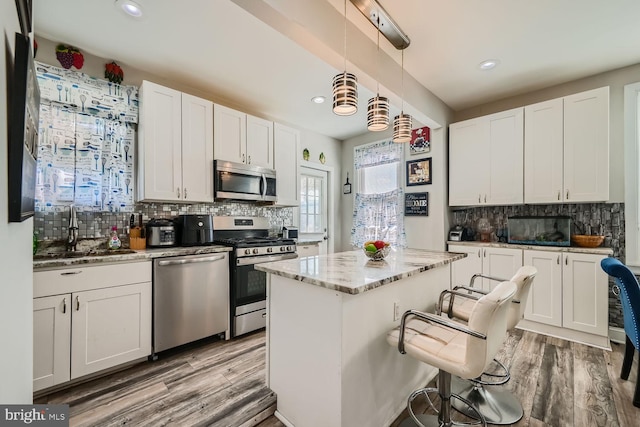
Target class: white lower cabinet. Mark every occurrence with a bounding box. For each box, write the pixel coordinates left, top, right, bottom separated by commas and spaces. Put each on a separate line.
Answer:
522, 249, 609, 346
448, 244, 522, 290
33, 262, 152, 392
297, 243, 320, 258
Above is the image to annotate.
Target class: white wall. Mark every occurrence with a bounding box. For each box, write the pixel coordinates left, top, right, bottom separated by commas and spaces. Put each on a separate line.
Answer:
453, 64, 640, 203
0, 2, 34, 403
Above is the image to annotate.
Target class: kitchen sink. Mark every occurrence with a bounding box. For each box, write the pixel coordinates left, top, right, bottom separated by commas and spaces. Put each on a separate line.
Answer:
33, 249, 137, 260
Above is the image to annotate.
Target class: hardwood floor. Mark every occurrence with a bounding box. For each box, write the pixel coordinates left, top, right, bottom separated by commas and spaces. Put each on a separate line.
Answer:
36, 328, 638, 427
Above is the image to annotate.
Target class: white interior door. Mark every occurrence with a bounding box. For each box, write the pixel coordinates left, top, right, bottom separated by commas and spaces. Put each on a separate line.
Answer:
299, 167, 328, 254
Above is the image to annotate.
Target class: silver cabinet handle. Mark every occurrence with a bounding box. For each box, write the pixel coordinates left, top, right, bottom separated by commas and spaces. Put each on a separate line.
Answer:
62, 297, 67, 314
242, 153, 246, 163
477, 249, 481, 258
158, 254, 226, 266
248, 155, 251, 164
177, 187, 181, 198
184, 188, 187, 199
565, 255, 568, 265
557, 191, 561, 201
557, 255, 560, 264
478, 194, 481, 203
484, 194, 487, 203
483, 249, 487, 257
566, 190, 569, 200
60, 271, 82, 276
76, 296, 80, 311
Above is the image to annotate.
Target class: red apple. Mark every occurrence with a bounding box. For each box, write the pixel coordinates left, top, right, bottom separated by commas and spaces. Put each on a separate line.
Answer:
374, 240, 385, 250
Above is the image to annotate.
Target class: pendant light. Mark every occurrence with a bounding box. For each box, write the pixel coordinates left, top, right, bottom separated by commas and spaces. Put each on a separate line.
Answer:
332, 0, 358, 116
367, 16, 389, 131
393, 49, 412, 143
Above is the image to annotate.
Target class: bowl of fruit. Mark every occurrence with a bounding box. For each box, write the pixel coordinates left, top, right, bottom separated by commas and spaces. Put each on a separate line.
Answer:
363, 240, 391, 261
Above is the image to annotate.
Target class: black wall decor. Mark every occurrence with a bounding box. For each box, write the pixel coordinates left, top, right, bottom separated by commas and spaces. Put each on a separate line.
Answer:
405, 192, 429, 216
8, 32, 40, 222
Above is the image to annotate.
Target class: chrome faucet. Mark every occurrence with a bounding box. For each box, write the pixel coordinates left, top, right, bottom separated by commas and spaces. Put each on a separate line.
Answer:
67, 204, 79, 251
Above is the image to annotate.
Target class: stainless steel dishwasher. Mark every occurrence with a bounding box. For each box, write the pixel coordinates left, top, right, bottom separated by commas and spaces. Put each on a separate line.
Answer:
152, 252, 229, 355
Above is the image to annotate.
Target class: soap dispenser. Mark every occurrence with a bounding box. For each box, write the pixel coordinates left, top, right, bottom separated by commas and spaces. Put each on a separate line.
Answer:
108, 226, 122, 250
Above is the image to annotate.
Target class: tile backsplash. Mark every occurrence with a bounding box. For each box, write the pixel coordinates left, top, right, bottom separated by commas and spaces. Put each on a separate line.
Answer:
451, 202, 626, 330
34, 201, 294, 241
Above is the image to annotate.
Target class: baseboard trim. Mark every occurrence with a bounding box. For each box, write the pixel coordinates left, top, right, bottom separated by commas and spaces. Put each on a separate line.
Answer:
609, 326, 626, 344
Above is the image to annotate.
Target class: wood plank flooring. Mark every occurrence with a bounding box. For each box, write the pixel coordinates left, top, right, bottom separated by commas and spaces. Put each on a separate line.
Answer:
36, 328, 638, 427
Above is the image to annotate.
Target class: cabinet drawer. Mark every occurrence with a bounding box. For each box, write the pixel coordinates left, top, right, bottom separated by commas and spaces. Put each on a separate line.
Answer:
34, 261, 152, 298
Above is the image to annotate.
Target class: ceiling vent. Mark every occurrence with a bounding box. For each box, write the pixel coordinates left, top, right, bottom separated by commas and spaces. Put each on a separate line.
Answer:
350, 0, 410, 50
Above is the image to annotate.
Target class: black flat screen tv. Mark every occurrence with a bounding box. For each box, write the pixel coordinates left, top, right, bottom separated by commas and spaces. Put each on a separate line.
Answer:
8, 32, 39, 222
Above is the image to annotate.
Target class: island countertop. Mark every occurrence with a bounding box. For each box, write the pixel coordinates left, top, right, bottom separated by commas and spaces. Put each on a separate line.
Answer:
255, 248, 466, 295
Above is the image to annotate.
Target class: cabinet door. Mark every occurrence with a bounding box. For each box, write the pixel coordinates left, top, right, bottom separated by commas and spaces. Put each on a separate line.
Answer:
524, 98, 564, 203
481, 247, 523, 291
33, 294, 71, 392
487, 108, 524, 205
71, 282, 152, 379
563, 86, 609, 202
448, 244, 483, 289
297, 243, 320, 258
523, 250, 562, 327
274, 123, 300, 206
562, 253, 609, 336
138, 81, 183, 201
181, 93, 214, 203
214, 104, 246, 164
246, 115, 274, 169
449, 118, 489, 206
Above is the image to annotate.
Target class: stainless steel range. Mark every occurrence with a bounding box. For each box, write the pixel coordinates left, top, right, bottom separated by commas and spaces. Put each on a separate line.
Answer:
213, 217, 297, 337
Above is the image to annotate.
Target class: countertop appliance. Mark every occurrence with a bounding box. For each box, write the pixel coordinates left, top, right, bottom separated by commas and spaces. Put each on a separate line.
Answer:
214, 160, 277, 203
177, 214, 214, 246
146, 218, 176, 247
283, 226, 298, 240
449, 225, 463, 241
212, 216, 297, 337
153, 252, 229, 355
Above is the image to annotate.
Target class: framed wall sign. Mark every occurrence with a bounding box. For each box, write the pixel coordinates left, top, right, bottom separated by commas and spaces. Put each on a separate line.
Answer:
406, 157, 432, 186
405, 192, 429, 216
410, 126, 430, 155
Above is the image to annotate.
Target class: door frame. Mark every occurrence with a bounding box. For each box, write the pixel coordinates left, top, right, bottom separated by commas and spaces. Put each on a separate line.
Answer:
298, 164, 335, 254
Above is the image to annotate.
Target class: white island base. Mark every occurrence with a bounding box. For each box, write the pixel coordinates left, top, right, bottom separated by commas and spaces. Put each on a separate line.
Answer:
264, 251, 455, 427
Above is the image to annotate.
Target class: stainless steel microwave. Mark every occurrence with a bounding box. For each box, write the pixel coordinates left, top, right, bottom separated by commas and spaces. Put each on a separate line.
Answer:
214, 160, 277, 203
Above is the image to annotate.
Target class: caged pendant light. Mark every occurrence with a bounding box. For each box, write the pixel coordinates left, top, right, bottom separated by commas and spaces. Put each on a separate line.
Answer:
367, 16, 389, 131
393, 49, 412, 142
332, 0, 358, 116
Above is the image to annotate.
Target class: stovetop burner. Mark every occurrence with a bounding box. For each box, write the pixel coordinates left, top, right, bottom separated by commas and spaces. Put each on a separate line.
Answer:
214, 236, 296, 248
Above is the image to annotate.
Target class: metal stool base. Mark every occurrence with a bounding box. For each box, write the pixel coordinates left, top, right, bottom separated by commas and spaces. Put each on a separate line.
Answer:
451, 376, 523, 425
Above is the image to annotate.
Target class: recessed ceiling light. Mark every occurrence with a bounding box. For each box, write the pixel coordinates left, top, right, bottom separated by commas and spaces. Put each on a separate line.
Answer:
115, 0, 143, 18
311, 96, 326, 104
479, 59, 499, 70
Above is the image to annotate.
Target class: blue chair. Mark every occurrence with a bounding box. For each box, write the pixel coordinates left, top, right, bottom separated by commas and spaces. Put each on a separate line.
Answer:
600, 257, 640, 408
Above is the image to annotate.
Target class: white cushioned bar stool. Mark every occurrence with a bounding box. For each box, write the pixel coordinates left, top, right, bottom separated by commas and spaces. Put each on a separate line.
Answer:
438, 266, 537, 425
387, 280, 518, 427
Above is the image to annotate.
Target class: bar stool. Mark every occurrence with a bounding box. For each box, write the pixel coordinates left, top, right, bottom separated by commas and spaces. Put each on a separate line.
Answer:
387, 280, 517, 427
438, 266, 537, 425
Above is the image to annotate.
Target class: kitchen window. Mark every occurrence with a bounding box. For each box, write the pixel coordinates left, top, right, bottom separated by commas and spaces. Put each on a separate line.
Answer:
351, 140, 406, 248
624, 81, 640, 270
300, 173, 324, 233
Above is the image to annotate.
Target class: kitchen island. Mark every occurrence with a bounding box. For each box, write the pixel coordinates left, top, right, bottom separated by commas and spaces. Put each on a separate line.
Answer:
256, 248, 465, 427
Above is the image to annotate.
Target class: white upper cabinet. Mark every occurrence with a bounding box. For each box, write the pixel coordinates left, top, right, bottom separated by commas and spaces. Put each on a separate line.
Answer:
563, 87, 609, 202
449, 108, 523, 206
524, 98, 564, 203
273, 123, 300, 206
525, 87, 609, 203
214, 104, 274, 169
138, 81, 214, 203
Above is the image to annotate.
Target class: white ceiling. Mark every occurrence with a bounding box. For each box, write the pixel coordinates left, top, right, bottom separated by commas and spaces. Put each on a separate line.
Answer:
32, 0, 640, 141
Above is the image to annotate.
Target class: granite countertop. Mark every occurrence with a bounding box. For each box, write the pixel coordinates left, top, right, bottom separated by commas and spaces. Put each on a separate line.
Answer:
446, 240, 614, 255
33, 245, 232, 270
255, 248, 465, 295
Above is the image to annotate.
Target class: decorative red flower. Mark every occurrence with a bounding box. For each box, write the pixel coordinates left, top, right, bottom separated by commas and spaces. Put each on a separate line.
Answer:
105, 61, 124, 84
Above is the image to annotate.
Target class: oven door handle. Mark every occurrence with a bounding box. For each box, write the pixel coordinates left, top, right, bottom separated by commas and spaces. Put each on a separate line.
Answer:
237, 253, 298, 266
158, 254, 226, 266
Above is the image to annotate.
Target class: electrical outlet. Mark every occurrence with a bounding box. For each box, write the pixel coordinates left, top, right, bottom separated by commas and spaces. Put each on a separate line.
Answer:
393, 302, 401, 321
